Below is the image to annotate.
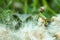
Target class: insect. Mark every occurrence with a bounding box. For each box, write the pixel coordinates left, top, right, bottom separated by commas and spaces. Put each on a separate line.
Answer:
38, 6, 45, 13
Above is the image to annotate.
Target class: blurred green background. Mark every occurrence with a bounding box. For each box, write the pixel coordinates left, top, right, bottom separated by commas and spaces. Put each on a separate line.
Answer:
0, 0, 60, 24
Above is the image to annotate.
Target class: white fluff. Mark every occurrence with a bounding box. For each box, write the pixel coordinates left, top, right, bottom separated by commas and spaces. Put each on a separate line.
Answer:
0, 17, 56, 40
0, 24, 20, 40
17, 17, 55, 40
47, 14, 60, 40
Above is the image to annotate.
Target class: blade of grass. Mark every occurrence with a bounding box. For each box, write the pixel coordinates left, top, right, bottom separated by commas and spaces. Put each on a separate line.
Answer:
42, 0, 57, 15
23, 0, 28, 14
32, 0, 38, 12
7, 0, 12, 8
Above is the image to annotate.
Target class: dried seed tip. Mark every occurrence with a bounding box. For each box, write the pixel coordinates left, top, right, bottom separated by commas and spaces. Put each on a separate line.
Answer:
38, 18, 43, 26
51, 16, 56, 22
38, 6, 45, 13
38, 18, 44, 23
55, 32, 60, 39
